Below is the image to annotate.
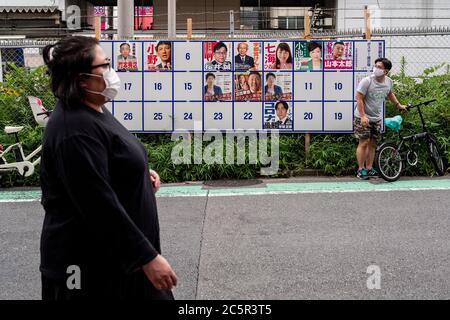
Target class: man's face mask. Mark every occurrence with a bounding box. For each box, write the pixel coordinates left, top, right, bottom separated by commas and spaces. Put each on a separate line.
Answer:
373, 66, 386, 77
81, 61, 121, 101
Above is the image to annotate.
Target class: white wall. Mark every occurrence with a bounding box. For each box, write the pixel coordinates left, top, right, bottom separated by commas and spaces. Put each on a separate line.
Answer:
336, 0, 450, 31
336, 0, 450, 76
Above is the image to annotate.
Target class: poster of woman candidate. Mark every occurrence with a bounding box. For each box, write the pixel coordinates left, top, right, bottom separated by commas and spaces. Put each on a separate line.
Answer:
294, 41, 323, 71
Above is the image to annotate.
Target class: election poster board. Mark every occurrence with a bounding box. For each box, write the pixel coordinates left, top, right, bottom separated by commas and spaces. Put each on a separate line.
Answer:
99, 39, 385, 132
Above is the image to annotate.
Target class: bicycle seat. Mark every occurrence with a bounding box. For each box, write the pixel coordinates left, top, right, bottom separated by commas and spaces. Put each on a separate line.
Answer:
384, 115, 403, 132
28, 96, 50, 127
4, 126, 24, 134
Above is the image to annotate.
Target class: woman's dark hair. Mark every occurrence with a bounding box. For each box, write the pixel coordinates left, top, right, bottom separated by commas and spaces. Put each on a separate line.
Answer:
275, 42, 292, 67
43, 36, 99, 108
308, 42, 322, 53
205, 72, 216, 80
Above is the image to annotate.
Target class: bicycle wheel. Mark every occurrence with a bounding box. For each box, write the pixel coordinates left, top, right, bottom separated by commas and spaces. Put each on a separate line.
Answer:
428, 139, 446, 176
376, 142, 403, 182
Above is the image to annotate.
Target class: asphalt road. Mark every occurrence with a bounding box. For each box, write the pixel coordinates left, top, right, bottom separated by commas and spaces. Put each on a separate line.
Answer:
1, 178, 449, 299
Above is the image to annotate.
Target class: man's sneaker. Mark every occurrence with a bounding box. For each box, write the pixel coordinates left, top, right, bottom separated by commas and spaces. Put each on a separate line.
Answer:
366, 168, 379, 178
356, 168, 369, 180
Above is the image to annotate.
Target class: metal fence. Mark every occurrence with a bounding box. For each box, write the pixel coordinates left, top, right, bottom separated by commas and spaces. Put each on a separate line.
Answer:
0, 40, 56, 129
134, 26, 450, 76
0, 27, 449, 128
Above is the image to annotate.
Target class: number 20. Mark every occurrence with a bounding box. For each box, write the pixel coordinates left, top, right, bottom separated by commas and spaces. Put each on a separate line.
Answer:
304, 112, 313, 120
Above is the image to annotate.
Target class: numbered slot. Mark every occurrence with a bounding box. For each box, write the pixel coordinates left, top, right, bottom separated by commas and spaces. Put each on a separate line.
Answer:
234, 102, 263, 130
323, 102, 353, 131
173, 42, 203, 70
293, 101, 323, 131
174, 72, 203, 101
323, 71, 353, 101
173, 102, 202, 130
113, 102, 142, 131
144, 72, 172, 100
114, 72, 142, 101
143, 102, 172, 131
294, 72, 323, 101
204, 102, 232, 130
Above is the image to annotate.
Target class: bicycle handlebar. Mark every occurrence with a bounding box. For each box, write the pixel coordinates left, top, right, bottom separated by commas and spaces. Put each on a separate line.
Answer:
406, 99, 437, 110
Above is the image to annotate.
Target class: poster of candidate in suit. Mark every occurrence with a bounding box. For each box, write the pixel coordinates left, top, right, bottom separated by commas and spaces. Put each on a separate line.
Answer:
264, 101, 293, 129
146, 41, 172, 70
264, 72, 292, 101
116, 42, 139, 71
204, 41, 232, 71
234, 41, 261, 71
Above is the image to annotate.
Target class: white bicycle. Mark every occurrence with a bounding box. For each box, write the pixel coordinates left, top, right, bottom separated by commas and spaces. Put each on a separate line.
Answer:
0, 96, 50, 178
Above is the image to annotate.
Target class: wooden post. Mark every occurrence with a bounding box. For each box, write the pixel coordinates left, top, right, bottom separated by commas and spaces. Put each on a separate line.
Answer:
364, 5, 372, 40
187, 18, 193, 40
304, 9, 311, 160
95, 15, 101, 40
187, 18, 193, 142
304, 9, 311, 40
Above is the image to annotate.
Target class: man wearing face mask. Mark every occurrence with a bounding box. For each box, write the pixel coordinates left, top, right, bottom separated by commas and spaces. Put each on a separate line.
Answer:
354, 57, 407, 180
39, 36, 177, 300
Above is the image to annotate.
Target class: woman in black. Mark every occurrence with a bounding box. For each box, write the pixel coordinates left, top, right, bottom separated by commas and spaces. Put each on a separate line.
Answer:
40, 36, 177, 300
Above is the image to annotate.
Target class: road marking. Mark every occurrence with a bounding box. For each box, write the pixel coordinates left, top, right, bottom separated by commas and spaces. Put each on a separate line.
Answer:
206, 187, 450, 197
1, 179, 449, 202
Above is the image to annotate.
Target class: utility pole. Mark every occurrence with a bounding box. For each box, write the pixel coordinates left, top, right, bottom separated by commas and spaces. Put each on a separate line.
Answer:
230, 10, 235, 37
168, 0, 177, 39
117, 0, 134, 39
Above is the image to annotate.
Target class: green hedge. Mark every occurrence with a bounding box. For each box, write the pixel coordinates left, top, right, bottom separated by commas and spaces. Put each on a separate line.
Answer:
0, 61, 448, 187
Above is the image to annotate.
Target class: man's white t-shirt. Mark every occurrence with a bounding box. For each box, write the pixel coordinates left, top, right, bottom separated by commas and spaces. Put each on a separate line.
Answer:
355, 75, 393, 122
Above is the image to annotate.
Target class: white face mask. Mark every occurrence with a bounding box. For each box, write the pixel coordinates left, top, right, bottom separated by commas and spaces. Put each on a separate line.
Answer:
373, 67, 385, 77
82, 68, 121, 101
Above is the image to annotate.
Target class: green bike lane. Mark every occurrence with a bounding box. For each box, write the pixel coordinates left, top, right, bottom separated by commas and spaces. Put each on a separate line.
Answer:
1, 177, 449, 201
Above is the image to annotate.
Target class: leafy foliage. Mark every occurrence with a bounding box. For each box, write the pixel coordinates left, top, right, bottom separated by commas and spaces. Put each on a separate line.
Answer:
0, 60, 448, 186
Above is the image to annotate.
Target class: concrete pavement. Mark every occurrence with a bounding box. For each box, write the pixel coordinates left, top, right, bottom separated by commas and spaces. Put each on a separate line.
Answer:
1, 177, 449, 299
